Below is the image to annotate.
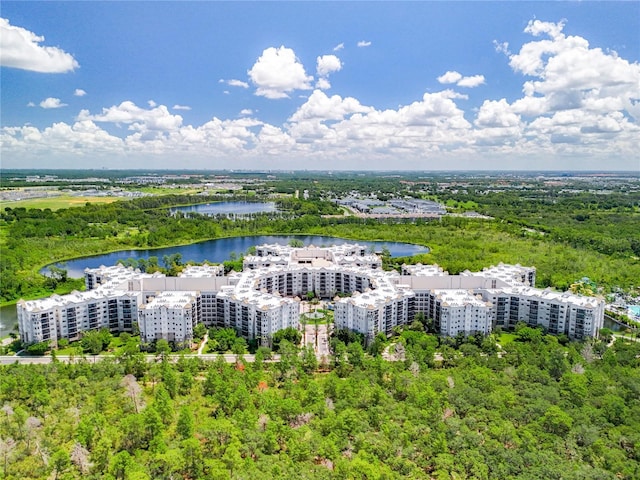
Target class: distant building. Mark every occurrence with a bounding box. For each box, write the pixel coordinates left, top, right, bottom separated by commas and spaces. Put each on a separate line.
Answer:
17, 245, 604, 347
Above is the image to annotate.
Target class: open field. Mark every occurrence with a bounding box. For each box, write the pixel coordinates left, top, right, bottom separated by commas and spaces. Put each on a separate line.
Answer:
0, 195, 121, 210
135, 187, 203, 195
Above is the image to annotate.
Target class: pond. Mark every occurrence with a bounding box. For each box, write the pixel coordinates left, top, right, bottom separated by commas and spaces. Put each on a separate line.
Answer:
170, 201, 278, 216
42, 235, 430, 278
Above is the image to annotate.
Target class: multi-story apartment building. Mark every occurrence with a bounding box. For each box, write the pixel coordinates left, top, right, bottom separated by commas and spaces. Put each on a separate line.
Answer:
461, 262, 537, 287
17, 244, 604, 347
138, 291, 199, 344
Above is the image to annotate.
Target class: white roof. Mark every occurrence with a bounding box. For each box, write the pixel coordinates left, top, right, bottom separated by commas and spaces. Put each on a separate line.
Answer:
143, 291, 197, 309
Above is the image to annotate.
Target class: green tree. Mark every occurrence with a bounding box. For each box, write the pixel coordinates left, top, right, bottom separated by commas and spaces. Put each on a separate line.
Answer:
155, 338, 171, 358
162, 364, 178, 399
542, 405, 573, 435
81, 330, 103, 355
272, 327, 302, 352
177, 406, 195, 440
193, 322, 207, 341
50, 448, 70, 480
110, 450, 133, 480
301, 345, 318, 373
181, 438, 204, 479
231, 337, 247, 355
26, 341, 49, 356
347, 341, 365, 368
153, 384, 173, 425
142, 406, 163, 447
210, 327, 238, 352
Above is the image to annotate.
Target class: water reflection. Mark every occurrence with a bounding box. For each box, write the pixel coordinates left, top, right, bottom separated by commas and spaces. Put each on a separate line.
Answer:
42, 235, 429, 278
170, 201, 278, 216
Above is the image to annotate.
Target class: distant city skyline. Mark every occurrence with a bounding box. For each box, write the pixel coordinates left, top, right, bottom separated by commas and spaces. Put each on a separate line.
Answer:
1, 2, 639, 171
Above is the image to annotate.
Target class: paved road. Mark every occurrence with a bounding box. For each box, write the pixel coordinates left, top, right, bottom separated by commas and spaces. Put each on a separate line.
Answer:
0, 353, 273, 365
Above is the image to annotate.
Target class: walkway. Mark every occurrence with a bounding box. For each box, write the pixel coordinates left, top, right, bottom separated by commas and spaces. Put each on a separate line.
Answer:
197, 333, 209, 355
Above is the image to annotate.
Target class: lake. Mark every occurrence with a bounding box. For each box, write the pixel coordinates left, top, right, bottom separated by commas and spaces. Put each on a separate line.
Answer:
41, 235, 430, 278
171, 201, 278, 216
0, 305, 18, 337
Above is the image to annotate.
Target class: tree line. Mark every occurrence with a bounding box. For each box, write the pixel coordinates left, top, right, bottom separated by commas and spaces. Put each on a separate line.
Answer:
1, 328, 638, 479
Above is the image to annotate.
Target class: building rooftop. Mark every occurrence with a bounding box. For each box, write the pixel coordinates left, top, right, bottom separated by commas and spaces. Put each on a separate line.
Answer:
142, 291, 197, 310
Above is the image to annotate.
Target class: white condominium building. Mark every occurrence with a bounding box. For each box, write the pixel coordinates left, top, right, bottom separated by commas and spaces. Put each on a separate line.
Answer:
246, 243, 382, 271
334, 271, 415, 341
462, 262, 536, 287
17, 244, 603, 347
84, 264, 165, 290
430, 289, 492, 336
480, 286, 604, 338
18, 288, 142, 344
139, 291, 199, 343
179, 264, 224, 277
401, 263, 448, 276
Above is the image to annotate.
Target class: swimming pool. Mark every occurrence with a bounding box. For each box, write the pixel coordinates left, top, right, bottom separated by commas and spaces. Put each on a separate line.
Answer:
628, 305, 640, 318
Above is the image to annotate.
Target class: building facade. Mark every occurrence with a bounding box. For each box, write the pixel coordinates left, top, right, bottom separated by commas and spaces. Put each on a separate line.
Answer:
17, 244, 604, 347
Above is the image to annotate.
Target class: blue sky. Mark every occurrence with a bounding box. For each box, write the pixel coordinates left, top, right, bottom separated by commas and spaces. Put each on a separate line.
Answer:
1, 1, 639, 171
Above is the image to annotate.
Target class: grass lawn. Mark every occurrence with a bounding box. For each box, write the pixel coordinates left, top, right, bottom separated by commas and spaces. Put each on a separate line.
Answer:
498, 333, 518, 345
0, 195, 120, 211
104, 335, 141, 355
301, 314, 334, 324
56, 345, 84, 356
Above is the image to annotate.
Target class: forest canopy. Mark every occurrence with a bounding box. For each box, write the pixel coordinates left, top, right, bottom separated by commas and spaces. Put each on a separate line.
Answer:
1, 333, 639, 479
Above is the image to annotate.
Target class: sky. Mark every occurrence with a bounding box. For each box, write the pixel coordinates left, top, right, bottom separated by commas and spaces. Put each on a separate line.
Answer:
1, 1, 639, 171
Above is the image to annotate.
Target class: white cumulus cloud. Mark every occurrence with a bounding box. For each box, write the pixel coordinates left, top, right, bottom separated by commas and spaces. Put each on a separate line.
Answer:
227, 79, 249, 88
78, 101, 183, 132
357, 40, 371, 48
438, 71, 485, 88
173, 105, 191, 111
315, 54, 342, 90
493, 40, 511, 56
437, 71, 463, 84
0, 17, 78, 73
475, 99, 521, 128
74, 89, 87, 97
506, 18, 640, 136
289, 90, 372, 122
248, 46, 313, 99
40, 97, 67, 109
457, 75, 485, 88
333, 43, 344, 52
316, 55, 342, 77
3, 18, 639, 170
316, 78, 331, 90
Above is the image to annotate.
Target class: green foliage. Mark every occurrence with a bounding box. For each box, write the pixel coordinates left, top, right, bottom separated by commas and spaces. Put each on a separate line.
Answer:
0, 336, 640, 479
26, 341, 49, 355
2, 180, 639, 305
208, 327, 239, 353
272, 326, 302, 352
176, 406, 194, 440
80, 328, 112, 355
1, 174, 639, 478
331, 328, 365, 348
193, 322, 207, 341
